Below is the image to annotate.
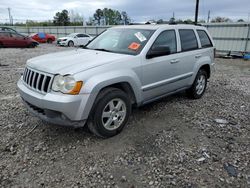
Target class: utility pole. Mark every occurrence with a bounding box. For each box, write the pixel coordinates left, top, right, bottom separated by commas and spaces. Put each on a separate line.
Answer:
207, 10, 211, 23
195, 0, 200, 24
7, 7, 12, 25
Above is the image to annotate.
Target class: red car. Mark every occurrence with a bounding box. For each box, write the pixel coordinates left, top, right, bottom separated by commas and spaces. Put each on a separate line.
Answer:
0, 31, 39, 48
30, 32, 56, 43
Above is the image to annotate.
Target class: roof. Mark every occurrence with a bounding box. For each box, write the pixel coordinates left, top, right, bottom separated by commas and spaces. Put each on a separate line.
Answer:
111, 24, 206, 30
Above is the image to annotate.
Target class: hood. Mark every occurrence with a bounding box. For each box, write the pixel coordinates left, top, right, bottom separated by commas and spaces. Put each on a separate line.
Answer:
58, 37, 69, 40
27, 49, 131, 75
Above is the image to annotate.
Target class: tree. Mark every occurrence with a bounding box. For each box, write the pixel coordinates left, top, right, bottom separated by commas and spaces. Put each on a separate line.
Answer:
53, 10, 70, 26
211, 17, 232, 23
94, 9, 104, 25
94, 8, 126, 25
169, 17, 175, 24
121, 11, 130, 25
237, 19, 244, 22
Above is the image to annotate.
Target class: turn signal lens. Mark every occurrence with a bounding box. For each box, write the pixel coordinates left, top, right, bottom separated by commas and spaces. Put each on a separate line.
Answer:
68, 81, 83, 95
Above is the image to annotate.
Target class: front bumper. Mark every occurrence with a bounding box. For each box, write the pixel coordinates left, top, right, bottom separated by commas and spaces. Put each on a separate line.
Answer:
17, 78, 90, 127
57, 40, 67, 46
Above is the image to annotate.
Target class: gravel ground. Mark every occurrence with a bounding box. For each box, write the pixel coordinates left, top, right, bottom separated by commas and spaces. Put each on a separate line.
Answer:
0, 44, 249, 188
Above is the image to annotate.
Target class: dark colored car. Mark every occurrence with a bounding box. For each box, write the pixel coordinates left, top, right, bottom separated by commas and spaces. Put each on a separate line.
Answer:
0, 26, 18, 33
30, 32, 56, 43
0, 31, 39, 48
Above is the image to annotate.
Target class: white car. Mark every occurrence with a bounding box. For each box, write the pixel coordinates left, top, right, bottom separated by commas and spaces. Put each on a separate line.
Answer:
57, 33, 93, 47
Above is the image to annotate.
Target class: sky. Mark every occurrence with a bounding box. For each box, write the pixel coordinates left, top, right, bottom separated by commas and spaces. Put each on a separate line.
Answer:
0, 0, 250, 23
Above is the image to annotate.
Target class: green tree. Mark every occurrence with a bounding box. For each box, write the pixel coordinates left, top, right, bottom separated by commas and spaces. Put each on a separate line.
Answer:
121, 11, 130, 25
94, 9, 104, 25
94, 8, 124, 25
237, 19, 244, 22
53, 10, 70, 26
211, 17, 232, 23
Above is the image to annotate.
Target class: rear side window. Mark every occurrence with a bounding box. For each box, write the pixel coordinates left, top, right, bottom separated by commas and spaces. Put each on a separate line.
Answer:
179, 29, 198, 51
197, 30, 213, 48
152, 30, 177, 54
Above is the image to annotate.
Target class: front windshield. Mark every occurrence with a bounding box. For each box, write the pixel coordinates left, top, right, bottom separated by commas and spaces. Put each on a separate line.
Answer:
67, 33, 76, 37
86, 28, 155, 55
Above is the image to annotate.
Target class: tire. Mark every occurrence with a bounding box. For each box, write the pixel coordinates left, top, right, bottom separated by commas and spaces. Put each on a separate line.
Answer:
187, 69, 208, 99
88, 88, 131, 138
29, 42, 37, 48
68, 41, 74, 47
47, 39, 52, 43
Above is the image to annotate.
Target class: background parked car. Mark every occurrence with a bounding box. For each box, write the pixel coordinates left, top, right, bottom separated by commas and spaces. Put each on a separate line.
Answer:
57, 33, 93, 47
30, 32, 56, 43
0, 26, 18, 33
0, 31, 39, 48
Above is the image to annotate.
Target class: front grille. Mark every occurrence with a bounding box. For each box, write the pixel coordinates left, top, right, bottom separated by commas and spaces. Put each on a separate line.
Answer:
22, 67, 53, 93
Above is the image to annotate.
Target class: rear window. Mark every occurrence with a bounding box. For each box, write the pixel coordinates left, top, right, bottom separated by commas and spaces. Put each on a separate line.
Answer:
179, 29, 198, 51
197, 30, 213, 48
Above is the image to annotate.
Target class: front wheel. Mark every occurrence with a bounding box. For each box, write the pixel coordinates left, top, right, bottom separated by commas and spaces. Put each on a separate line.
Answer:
88, 88, 131, 138
187, 69, 208, 99
68, 41, 74, 47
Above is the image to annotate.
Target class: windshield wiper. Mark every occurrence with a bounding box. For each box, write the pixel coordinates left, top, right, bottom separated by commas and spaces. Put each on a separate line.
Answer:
93, 48, 112, 52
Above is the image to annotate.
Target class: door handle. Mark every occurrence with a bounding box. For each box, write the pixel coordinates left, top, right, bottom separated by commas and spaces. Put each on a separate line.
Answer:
170, 59, 180, 64
195, 54, 202, 58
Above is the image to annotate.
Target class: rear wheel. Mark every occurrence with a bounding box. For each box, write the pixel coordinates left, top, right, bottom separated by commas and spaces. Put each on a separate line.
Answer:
187, 69, 207, 99
88, 88, 131, 138
68, 41, 74, 47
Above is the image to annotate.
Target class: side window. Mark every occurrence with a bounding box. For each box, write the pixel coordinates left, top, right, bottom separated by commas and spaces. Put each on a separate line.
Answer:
197, 30, 213, 48
77, 34, 85, 38
151, 30, 177, 54
179, 29, 198, 51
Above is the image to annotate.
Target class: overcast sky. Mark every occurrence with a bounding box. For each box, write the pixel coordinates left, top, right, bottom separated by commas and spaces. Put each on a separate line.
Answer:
0, 0, 250, 23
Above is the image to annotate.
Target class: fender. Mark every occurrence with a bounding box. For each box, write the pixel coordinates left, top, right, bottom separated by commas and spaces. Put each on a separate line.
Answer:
79, 69, 143, 120
188, 55, 212, 86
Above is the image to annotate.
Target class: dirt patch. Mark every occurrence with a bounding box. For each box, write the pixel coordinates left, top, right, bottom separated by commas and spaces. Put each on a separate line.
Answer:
0, 44, 250, 187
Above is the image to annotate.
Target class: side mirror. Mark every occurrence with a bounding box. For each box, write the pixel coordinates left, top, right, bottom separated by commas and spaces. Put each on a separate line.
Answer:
146, 46, 171, 59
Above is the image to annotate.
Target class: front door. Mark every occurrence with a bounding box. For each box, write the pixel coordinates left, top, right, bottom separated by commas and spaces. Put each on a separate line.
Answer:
142, 30, 181, 101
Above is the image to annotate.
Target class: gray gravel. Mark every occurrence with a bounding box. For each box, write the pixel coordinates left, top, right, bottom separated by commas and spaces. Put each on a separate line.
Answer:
0, 44, 250, 187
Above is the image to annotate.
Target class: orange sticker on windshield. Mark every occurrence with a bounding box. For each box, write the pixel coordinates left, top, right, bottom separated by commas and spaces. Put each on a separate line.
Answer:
128, 42, 141, 51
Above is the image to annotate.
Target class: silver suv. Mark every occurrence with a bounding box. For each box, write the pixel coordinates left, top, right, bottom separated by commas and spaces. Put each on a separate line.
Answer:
18, 24, 215, 138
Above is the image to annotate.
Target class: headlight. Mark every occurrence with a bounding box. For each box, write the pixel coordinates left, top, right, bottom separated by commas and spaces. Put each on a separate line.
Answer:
52, 75, 83, 95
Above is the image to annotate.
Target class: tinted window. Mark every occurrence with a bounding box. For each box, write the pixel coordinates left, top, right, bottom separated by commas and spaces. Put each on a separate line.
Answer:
77, 34, 88, 38
179, 29, 198, 51
151, 30, 177, 54
197, 30, 213, 48
10, 33, 24, 39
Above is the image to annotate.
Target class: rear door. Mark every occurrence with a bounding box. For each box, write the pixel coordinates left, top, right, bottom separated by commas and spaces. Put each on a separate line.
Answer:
174, 29, 200, 87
